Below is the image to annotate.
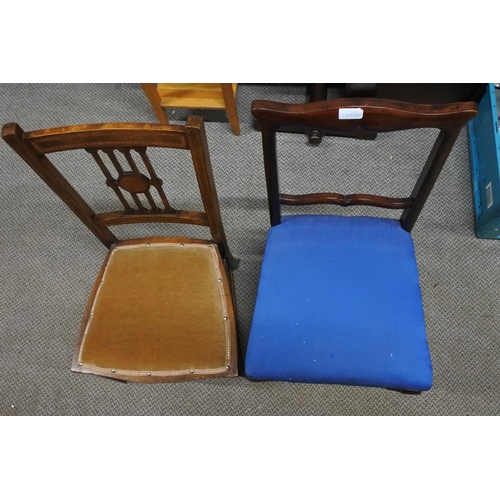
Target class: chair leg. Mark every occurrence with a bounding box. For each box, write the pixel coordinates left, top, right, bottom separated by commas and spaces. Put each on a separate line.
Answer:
237, 344, 245, 377
220, 84, 240, 135
226, 265, 244, 376
141, 83, 170, 124
388, 388, 422, 395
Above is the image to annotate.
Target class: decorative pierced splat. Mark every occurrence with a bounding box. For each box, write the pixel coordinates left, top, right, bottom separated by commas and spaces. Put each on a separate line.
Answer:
86, 147, 175, 215
2, 119, 238, 268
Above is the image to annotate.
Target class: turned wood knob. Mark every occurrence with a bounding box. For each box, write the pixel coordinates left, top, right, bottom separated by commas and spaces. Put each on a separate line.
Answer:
309, 129, 323, 145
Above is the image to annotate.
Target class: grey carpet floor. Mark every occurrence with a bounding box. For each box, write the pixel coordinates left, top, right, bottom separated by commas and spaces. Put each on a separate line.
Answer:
1, 83, 499, 415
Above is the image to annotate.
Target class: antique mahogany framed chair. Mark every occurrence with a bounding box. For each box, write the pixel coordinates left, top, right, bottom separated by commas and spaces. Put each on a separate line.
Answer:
2, 117, 239, 383
141, 83, 240, 135
245, 98, 477, 392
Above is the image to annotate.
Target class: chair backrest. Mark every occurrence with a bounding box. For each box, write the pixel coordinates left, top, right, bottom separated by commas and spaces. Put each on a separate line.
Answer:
251, 98, 478, 232
2, 116, 237, 267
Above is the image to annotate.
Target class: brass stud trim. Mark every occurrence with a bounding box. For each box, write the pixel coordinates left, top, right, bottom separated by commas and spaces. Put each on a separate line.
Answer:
78, 362, 82, 366
189, 369, 195, 374
225, 366, 230, 370
111, 369, 116, 373
147, 372, 152, 376
223, 316, 228, 321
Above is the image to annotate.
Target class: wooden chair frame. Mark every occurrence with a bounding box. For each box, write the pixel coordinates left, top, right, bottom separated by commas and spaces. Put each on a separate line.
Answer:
251, 98, 478, 232
2, 117, 239, 382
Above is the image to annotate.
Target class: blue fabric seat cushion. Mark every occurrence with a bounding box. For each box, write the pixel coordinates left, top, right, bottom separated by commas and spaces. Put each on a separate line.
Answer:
245, 215, 432, 391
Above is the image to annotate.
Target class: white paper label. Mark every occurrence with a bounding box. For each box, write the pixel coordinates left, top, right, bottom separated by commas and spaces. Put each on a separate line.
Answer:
339, 108, 364, 120
486, 182, 493, 209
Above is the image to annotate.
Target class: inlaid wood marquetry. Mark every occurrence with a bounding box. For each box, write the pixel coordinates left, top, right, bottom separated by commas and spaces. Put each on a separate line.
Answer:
86, 147, 175, 215
117, 172, 150, 194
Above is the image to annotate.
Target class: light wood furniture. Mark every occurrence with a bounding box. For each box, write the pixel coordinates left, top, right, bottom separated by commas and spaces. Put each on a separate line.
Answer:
2, 117, 239, 383
141, 83, 240, 135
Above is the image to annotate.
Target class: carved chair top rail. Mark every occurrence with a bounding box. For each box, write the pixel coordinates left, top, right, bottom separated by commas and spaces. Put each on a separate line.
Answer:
11, 122, 191, 154
251, 98, 478, 134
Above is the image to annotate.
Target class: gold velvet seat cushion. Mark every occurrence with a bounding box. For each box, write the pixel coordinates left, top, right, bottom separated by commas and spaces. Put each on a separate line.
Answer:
72, 240, 233, 381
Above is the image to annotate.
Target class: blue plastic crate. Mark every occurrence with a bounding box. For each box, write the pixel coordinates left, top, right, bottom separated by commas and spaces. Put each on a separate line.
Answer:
468, 83, 500, 238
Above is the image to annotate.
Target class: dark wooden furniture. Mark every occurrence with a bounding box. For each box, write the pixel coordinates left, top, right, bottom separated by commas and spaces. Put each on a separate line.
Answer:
345, 83, 487, 104
245, 98, 477, 391
2, 118, 239, 383
253, 98, 478, 231
306, 83, 487, 144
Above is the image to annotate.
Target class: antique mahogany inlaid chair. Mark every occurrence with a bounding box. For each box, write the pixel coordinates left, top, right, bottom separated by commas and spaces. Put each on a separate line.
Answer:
245, 98, 477, 392
141, 84, 240, 135
2, 117, 239, 383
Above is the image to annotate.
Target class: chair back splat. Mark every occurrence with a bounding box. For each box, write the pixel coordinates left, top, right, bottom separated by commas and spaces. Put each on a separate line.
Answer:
246, 98, 477, 392
2, 117, 239, 383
